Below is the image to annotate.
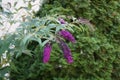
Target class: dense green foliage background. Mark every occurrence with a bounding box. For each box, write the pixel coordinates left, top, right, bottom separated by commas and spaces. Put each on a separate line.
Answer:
10, 0, 120, 80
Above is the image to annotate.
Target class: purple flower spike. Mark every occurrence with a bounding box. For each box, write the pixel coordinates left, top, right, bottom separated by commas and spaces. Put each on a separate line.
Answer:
59, 40, 73, 63
43, 43, 52, 63
59, 30, 76, 43
58, 18, 66, 24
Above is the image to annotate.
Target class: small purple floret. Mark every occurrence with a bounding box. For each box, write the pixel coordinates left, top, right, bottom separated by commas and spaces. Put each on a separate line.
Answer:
59, 40, 73, 63
58, 18, 66, 24
59, 30, 76, 43
43, 43, 52, 63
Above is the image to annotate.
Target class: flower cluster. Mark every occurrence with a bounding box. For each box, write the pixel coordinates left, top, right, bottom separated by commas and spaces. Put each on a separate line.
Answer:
43, 43, 52, 63
59, 30, 76, 43
59, 40, 73, 63
43, 18, 75, 63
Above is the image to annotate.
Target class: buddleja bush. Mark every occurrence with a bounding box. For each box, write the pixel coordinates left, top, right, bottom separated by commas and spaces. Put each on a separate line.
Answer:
9, 16, 93, 80
8, 0, 120, 80
0, 12, 89, 79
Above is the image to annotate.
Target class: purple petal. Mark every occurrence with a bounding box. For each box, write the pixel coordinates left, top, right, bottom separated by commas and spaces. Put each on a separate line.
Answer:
58, 18, 66, 24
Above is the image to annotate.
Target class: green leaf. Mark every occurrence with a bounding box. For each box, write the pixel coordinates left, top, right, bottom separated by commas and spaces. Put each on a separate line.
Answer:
20, 34, 33, 50
15, 51, 22, 58
10, 63, 18, 73
48, 24, 57, 28
22, 50, 32, 57
0, 66, 9, 78
56, 24, 65, 32
29, 36, 42, 46
42, 40, 49, 47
